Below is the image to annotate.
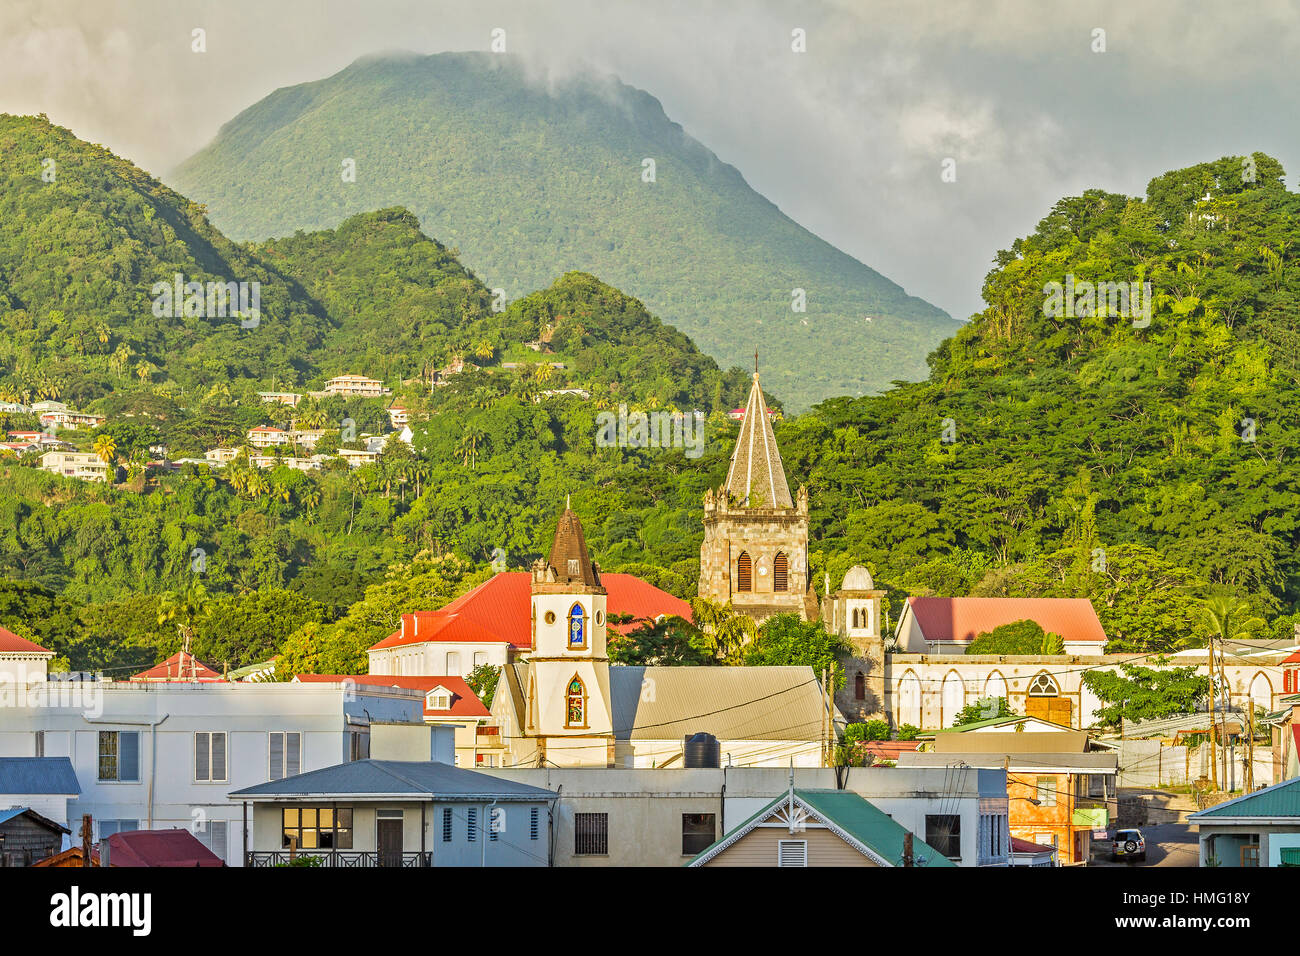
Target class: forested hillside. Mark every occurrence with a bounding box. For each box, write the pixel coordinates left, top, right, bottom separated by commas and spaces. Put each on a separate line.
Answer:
172, 51, 958, 410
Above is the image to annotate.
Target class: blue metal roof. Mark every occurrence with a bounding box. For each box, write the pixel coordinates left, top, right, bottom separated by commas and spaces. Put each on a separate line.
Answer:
0, 757, 80, 795
230, 760, 557, 801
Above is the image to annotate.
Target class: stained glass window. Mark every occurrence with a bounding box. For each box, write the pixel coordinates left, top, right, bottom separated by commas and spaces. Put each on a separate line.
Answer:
568, 602, 586, 648
566, 675, 586, 727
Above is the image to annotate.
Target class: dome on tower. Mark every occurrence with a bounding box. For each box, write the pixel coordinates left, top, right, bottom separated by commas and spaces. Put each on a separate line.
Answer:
842, 566, 874, 591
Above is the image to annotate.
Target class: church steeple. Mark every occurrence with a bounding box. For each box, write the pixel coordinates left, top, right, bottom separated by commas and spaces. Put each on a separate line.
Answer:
724, 371, 793, 509
541, 506, 601, 587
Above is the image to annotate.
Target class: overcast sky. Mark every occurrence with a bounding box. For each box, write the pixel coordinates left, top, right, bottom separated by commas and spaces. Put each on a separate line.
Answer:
3, 0, 1298, 320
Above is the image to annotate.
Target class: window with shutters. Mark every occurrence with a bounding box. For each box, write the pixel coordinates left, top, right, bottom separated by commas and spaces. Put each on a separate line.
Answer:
269, 732, 301, 781
777, 840, 808, 867
195, 731, 228, 783
489, 806, 502, 841
467, 807, 478, 842
773, 551, 788, 591
442, 808, 453, 842
196, 820, 228, 861
349, 730, 369, 762
530, 807, 540, 841
98, 731, 140, 782
1035, 776, 1058, 807
855, 672, 866, 700
737, 551, 752, 592
574, 812, 608, 855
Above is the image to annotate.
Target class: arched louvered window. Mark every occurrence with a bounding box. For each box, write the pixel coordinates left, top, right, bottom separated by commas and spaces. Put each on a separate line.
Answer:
773, 552, 789, 592
737, 551, 752, 592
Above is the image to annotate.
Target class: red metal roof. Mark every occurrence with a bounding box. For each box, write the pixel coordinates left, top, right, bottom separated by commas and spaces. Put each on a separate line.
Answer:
1282, 649, 1300, 664
906, 597, 1107, 645
0, 625, 52, 655
131, 651, 224, 682
369, 572, 691, 652
860, 740, 922, 761
294, 674, 489, 718
106, 828, 225, 867
1011, 836, 1057, 854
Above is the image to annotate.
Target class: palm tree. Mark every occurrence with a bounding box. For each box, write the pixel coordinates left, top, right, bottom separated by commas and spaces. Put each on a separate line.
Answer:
689, 597, 758, 664
455, 428, 485, 469
93, 433, 117, 467
473, 339, 494, 361
135, 360, 155, 385
157, 581, 213, 678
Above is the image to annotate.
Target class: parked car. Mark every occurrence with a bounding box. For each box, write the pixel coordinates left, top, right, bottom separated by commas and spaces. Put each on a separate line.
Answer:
1111, 828, 1147, 862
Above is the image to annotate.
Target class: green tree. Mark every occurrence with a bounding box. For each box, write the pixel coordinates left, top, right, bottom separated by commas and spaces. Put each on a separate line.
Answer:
1081, 663, 1210, 729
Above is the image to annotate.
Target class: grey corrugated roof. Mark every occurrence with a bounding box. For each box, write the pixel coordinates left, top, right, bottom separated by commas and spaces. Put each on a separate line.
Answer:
897, 752, 1118, 773
0, 806, 71, 833
229, 760, 557, 801
609, 666, 825, 741
0, 757, 80, 795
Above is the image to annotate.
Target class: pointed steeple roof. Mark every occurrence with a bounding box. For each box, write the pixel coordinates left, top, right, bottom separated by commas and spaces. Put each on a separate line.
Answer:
544, 507, 601, 587
724, 372, 793, 508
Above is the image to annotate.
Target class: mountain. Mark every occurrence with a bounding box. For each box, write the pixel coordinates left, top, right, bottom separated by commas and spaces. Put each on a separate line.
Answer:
0, 113, 334, 407
0, 115, 747, 417
171, 51, 959, 411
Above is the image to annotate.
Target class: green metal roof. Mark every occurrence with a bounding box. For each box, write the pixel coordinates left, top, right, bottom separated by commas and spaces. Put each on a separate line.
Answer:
689, 788, 957, 867
1191, 777, 1300, 821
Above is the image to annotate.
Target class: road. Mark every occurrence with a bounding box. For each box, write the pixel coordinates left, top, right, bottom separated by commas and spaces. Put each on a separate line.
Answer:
1091, 823, 1199, 867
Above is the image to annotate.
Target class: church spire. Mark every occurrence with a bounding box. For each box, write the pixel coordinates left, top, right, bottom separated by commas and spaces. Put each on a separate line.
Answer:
543, 504, 601, 587
723, 370, 793, 509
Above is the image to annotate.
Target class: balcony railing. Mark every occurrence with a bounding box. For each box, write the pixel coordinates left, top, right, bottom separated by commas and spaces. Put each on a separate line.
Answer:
246, 850, 432, 868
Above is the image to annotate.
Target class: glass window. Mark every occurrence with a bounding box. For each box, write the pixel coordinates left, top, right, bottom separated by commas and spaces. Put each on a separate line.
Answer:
1036, 776, 1058, 807
282, 807, 351, 850
925, 814, 961, 860
566, 675, 587, 728
195, 731, 227, 783
567, 602, 587, 649
682, 813, 716, 855
98, 731, 139, 782
270, 732, 302, 779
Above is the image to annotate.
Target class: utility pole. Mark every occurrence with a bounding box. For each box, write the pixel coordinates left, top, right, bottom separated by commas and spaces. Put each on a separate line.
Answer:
903, 831, 914, 867
80, 814, 93, 867
1207, 638, 1219, 791
1246, 698, 1255, 791
1218, 641, 1231, 791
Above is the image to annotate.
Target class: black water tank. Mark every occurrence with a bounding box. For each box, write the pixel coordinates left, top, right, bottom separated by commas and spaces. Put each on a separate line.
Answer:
684, 732, 721, 768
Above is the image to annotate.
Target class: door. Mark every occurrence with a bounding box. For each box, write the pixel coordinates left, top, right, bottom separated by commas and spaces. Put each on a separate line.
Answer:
377, 817, 403, 867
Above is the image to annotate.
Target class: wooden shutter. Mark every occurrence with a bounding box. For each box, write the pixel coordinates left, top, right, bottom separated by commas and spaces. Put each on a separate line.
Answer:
213, 732, 227, 781
120, 731, 140, 782
269, 733, 284, 781
196, 732, 210, 781
286, 732, 301, 776
737, 552, 752, 592
773, 552, 788, 591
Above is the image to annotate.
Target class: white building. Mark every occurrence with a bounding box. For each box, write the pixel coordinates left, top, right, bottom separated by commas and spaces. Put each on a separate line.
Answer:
39, 451, 108, 482
323, 374, 389, 398
0, 679, 426, 865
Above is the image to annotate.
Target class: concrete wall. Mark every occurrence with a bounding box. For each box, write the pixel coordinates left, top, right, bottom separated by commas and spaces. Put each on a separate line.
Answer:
0, 682, 424, 866
478, 765, 1009, 867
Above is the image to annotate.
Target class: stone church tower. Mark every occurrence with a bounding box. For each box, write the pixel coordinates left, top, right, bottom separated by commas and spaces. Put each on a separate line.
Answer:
699, 370, 816, 624
824, 566, 889, 723
522, 505, 614, 767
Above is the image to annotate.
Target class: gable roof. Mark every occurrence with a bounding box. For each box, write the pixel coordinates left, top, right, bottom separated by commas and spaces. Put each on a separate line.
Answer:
368, 572, 691, 652
0, 806, 71, 834
0, 757, 80, 795
230, 759, 557, 801
724, 372, 793, 508
131, 651, 224, 682
0, 625, 52, 656
294, 674, 489, 718
607, 665, 826, 741
1283, 649, 1300, 665
689, 788, 956, 867
931, 714, 1076, 734
1189, 776, 1300, 823
905, 597, 1107, 646
107, 828, 225, 867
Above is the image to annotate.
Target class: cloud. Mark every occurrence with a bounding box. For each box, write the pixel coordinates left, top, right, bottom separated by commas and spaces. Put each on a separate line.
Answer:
0, 0, 1294, 322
